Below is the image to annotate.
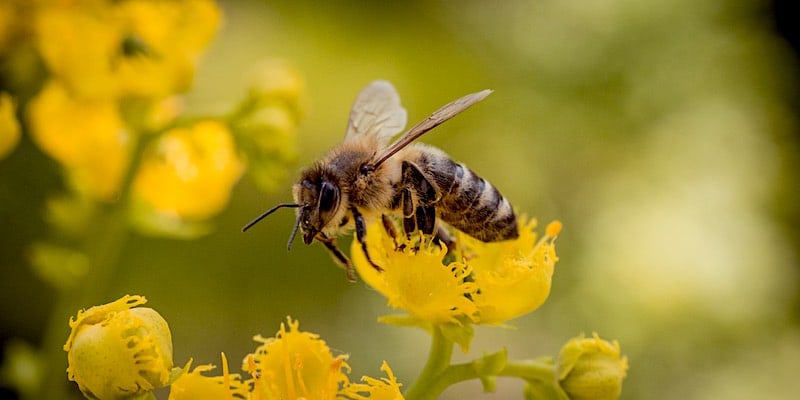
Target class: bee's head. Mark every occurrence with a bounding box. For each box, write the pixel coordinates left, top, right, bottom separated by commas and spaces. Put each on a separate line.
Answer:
293, 169, 342, 245
241, 167, 342, 250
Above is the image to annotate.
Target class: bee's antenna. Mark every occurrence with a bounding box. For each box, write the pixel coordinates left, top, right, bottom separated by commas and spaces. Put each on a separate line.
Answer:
287, 213, 302, 251
241, 203, 300, 232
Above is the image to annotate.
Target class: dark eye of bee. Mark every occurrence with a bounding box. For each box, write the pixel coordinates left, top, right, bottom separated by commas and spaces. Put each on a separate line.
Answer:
318, 181, 339, 215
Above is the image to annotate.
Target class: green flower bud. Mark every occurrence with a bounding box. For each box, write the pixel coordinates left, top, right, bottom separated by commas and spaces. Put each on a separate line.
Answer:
64, 295, 173, 400
556, 333, 628, 400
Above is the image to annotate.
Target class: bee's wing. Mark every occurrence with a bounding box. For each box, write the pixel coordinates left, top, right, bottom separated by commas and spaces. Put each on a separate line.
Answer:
368, 89, 492, 169
345, 80, 408, 146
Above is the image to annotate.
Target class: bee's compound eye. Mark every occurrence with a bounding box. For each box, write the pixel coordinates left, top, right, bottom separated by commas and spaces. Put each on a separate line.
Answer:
318, 181, 340, 213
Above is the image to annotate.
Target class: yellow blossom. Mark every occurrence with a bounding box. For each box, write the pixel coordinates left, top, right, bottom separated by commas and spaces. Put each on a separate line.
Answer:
27, 80, 131, 200
556, 333, 629, 400
352, 217, 560, 326
169, 354, 249, 400
113, 0, 222, 98
64, 295, 174, 400
458, 218, 561, 325
244, 317, 350, 400
34, 2, 121, 99
0, 92, 21, 160
132, 120, 244, 220
33, 0, 221, 100
352, 223, 479, 325
340, 361, 404, 400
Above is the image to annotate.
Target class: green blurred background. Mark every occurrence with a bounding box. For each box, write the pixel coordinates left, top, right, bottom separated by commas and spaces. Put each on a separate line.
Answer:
2, 0, 799, 399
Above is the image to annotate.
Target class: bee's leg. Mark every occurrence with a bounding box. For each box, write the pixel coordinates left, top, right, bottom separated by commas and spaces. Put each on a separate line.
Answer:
401, 161, 438, 238
381, 214, 403, 250
351, 207, 383, 272
399, 187, 415, 235
316, 233, 356, 282
433, 224, 455, 251
416, 205, 436, 235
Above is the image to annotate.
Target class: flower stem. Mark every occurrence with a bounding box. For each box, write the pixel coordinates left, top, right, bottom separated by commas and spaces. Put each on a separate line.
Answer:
407, 349, 556, 400
403, 325, 454, 400
35, 206, 129, 400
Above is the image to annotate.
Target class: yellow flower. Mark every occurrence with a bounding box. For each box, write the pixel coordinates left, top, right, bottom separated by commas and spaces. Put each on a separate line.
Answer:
352, 217, 560, 326
556, 333, 629, 400
34, 0, 221, 100
169, 354, 249, 400
340, 361, 404, 400
459, 219, 561, 325
113, 0, 222, 98
244, 317, 350, 400
0, 1, 25, 56
34, 2, 121, 99
132, 120, 244, 220
64, 295, 174, 400
0, 92, 21, 160
27, 80, 131, 200
352, 224, 479, 325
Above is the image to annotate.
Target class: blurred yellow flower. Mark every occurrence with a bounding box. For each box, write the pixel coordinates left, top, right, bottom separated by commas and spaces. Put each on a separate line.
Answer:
170, 354, 249, 400
556, 333, 628, 400
244, 317, 350, 400
459, 219, 561, 325
27, 80, 131, 200
0, 92, 21, 160
114, 0, 222, 98
353, 218, 560, 326
352, 224, 479, 325
132, 120, 244, 220
33, 0, 221, 100
34, 2, 121, 99
64, 295, 174, 400
0, 1, 24, 54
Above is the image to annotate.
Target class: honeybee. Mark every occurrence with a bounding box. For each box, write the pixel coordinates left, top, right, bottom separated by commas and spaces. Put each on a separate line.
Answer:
243, 81, 518, 280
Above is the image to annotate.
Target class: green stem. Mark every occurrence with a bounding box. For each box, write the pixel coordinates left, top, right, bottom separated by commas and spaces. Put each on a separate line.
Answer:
501, 357, 556, 381
413, 356, 556, 400
403, 325, 454, 400
35, 206, 129, 400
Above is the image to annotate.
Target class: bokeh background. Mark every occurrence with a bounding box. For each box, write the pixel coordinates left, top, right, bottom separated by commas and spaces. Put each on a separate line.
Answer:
2, 0, 799, 399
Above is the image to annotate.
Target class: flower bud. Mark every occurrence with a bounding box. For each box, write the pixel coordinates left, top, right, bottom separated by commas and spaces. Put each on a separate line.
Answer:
556, 333, 628, 400
64, 295, 174, 400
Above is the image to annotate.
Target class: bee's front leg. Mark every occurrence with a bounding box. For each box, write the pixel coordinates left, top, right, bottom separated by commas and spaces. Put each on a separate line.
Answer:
351, 207, 383, 272
316, 233, 356, 282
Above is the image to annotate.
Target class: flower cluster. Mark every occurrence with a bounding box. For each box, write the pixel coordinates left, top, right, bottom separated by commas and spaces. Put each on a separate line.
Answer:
350, 217, 628, 399
65, 290, 628, 400
353, 218, 561, 332
65, 296, 403, 400
1, 0, 300, 233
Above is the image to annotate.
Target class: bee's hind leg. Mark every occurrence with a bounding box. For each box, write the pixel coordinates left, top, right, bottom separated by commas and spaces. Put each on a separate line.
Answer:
433, 224, 456, 252
400, 161, 439, 240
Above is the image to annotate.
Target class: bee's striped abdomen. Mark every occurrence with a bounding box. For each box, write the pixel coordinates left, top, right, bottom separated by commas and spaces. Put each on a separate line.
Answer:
436, 161, 518, 242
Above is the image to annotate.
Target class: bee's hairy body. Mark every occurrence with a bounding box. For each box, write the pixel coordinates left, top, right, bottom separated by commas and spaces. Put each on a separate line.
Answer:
298, 140, 518, 243
247, 80, 519, 280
